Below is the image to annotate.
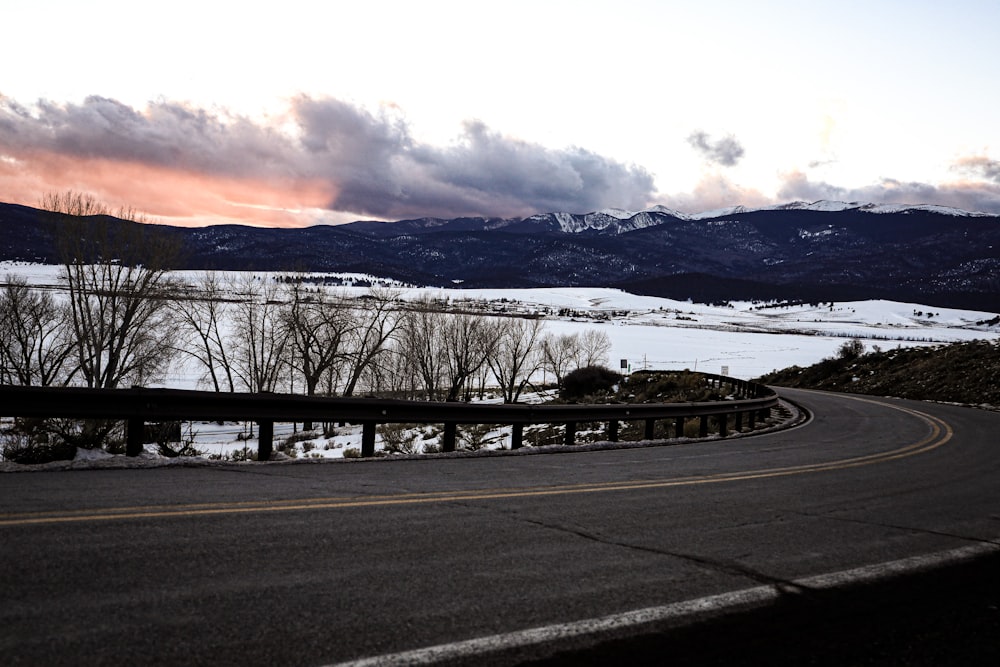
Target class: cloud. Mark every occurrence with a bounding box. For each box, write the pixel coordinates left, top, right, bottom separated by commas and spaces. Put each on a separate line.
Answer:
686, 131, 745, 167
659, 173, 771, 213
0, 94, 657, 225
778, 169, 1000, 214
952, 155, 1000, 184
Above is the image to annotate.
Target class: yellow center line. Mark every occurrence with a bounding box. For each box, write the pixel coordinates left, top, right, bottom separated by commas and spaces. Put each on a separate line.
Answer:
0, 399, 953, 528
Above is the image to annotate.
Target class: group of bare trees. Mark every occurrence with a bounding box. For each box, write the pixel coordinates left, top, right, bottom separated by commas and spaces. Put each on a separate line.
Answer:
3, 193, 614, 406
170, 282, 607, 404
171, 274, 403, 402
392, 299, 547, 402
2, 193, 178, 390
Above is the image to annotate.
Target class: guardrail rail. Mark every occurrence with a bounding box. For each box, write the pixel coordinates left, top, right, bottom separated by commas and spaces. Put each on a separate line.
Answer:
0, 373, 779, 459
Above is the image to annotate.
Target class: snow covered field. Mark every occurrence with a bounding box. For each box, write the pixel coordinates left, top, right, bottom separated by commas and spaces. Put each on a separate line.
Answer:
3, 261, 998, 461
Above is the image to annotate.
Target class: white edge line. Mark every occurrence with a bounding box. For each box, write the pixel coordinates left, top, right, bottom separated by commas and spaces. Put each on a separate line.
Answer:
325, 540, 1000, 667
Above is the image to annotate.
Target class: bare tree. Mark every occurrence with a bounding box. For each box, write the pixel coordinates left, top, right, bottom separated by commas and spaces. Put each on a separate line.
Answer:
441, 313, 498, 401
170, 272, 236, 392
576, 329, 612, 368
487, 317, 545, 403
45, 191, 179, 389
340, 289, 401, 397
284, 279, 351, 398
397, 298, 445, 400
229, 274, 289, 393
540, 332, 580, 387
0, 276, 76, 386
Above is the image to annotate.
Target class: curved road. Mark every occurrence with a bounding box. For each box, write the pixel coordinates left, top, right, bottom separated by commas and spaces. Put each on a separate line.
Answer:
1, 388, 999, 665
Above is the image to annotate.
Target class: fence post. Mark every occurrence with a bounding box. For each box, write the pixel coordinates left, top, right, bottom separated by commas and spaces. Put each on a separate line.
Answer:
565, 422, 576, 446
361, 421, 376, 457
258, 420, 274, 460
675, 416, 684, 439
718, 414, 728, 437
607, 419, 619, 442
735, 411, 744, 432
443, 422, 457, 452
126, 417, 143, 457
699, 415, 709, 438
511, 423, 523, 450
644, 419, 655, 440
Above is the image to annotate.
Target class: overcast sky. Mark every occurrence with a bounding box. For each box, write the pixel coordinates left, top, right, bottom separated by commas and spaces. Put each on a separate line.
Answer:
2, 0, 999, 226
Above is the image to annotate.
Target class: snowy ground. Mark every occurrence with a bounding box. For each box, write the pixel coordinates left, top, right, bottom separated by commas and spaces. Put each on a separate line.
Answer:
3, 261, 998, 461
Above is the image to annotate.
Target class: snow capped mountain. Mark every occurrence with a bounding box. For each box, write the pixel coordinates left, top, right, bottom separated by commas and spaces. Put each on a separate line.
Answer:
533, 200, 993, 235
754, 200, 993, 217
2, 199, 998, 312
359, 201, 993, 238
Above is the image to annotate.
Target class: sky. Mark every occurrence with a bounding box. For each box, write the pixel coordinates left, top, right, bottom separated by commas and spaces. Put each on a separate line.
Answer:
2, 0, 1000, 227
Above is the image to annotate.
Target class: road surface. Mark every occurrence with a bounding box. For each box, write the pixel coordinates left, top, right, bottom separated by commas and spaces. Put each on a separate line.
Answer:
1, 388, 998, 665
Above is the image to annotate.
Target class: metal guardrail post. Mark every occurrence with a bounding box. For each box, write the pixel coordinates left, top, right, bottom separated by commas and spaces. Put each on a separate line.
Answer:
511, 423, 523, 449
748, 410, 757, 429
699, 415, 709, 438
443, 423, 457, 452
644, 419, 655, 440
735, 411, 744, 432
361, 421, 376, 457
719, 414, 728, 437
607, 419, 619, 442
564, 422, 576, 446
126, 418, 144, 457
675, 416, 684, 438
258, 420, 274, 461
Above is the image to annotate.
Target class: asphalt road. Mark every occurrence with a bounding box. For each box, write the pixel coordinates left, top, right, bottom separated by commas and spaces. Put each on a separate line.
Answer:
1, 388, 999, 665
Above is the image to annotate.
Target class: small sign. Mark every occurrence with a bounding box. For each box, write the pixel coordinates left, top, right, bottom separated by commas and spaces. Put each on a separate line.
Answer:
721, 365, 729, 376
621, 359, 628, 370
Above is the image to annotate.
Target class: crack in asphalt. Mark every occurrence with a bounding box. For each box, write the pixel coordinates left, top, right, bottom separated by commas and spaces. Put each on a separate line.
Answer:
501, 510, 812, 596
788, 510, 1000, 548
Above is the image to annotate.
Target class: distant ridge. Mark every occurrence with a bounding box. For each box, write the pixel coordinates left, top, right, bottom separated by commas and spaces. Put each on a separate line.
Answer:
2, 200, 999, 310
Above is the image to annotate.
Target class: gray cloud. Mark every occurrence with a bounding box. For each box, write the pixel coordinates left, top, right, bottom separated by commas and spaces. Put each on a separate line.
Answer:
0, 94, 658, 221
953, 156, 1000, 185
778, 170, 1000, 214
686, 130, 745, 167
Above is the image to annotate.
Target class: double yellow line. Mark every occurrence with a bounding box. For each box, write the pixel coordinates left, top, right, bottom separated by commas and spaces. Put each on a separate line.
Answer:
0, 398, 952, 528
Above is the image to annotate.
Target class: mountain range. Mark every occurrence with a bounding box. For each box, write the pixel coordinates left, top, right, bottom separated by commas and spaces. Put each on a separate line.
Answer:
2, 200, 998, 310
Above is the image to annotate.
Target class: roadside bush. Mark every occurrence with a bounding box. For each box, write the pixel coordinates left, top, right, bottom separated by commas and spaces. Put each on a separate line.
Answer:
1, 432, 76, 464
153, 421, 204, 458
378, 423, 421, 454
561, 365, 622, 401
524, 424, 562, 447
622, 370, 723, 403
460, 423, 496, 451
342, 447, 362, 458
276, 430, 318, 458
227, 445, 257, 461
837, 338, 866, 360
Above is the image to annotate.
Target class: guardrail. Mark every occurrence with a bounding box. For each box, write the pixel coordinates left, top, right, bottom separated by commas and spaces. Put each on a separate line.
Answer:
0, 373, 778, 460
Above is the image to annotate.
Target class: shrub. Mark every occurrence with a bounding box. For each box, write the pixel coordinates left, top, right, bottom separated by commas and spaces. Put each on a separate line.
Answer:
837, 338, 866, 360
622, 370, 721, 402
154, 422, 204, 458
460, 423, 496, 451
228, 445, 257, 461
561, 365, 622, 401
342, 447, 362, 458
378, 423, 421, 454
276, 430, 318, 458
1, 432, 76, 465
